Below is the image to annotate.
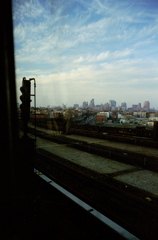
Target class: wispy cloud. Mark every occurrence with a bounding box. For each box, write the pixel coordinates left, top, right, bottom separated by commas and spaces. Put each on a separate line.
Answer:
73, 48, 133, 64
13, 0, 158, 108
13, 0, 44, 21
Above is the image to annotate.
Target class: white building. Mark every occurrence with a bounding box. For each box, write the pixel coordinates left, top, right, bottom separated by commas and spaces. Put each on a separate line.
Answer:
149, 117, 158, 122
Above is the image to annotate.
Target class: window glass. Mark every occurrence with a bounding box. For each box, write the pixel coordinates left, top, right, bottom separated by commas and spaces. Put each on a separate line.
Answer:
12, 2, 158, 238
13, 0, 158, 114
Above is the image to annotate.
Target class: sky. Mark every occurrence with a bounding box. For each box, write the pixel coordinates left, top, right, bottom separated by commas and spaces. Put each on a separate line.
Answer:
12, 0, 158, 109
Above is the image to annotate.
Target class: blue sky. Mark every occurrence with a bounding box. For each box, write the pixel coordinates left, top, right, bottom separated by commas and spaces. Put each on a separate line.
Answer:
13, 0, 158, 108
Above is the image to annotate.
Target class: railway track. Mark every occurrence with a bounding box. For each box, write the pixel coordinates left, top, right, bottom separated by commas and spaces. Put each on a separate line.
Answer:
28, 126, 158, 173
26, 124, 158, 239
35, 147, 158, 240
29, 119, 158, 145
70, 127, 158, 148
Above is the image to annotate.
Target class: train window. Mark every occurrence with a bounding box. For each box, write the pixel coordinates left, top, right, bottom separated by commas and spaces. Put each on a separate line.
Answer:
13, 0, 158, 135
12, 1, 158, 239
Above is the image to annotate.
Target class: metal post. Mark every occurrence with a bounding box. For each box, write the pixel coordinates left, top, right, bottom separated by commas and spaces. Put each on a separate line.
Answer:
30, 78, 36, 144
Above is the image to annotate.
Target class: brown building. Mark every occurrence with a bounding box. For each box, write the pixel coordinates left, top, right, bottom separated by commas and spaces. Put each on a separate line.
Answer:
143, 101, 150, 111
30, 114, 46, 118
96, 115, 105, 122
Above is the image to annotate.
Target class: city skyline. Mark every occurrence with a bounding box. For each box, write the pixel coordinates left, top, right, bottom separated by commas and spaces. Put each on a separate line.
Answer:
13, 0, 158, 108
29, 99, 154, 111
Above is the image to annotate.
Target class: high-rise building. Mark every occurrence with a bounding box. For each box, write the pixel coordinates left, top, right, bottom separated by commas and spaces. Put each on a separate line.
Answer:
109, 100, 116, 110
103, 102, 110, 110
109, 100, 116, 107
74, 104, 79, 108
132, 104, 138, 110
143, 101, 150, 111
121, 102, 127, 110
89, 99, 95, 108
137, 103, 141, 110
82, 101, 88, 109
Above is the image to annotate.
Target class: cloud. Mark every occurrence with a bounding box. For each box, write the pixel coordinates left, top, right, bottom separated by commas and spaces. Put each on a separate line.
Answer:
13, 0, 44, 21
73, 49, 132, 64
13, 0, 158, 108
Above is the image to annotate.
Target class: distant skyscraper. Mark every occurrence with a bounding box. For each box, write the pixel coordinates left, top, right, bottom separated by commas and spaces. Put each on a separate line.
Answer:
83, 101, 88, 109
121, 102, 127, 110
103, 102, 110, 110
109, 100, 116, 109
132, 104, 138, 109
74, 104, 79, 108
137, 103, 141, 110
143, 101, 150, 111
89, 99, 95, 108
